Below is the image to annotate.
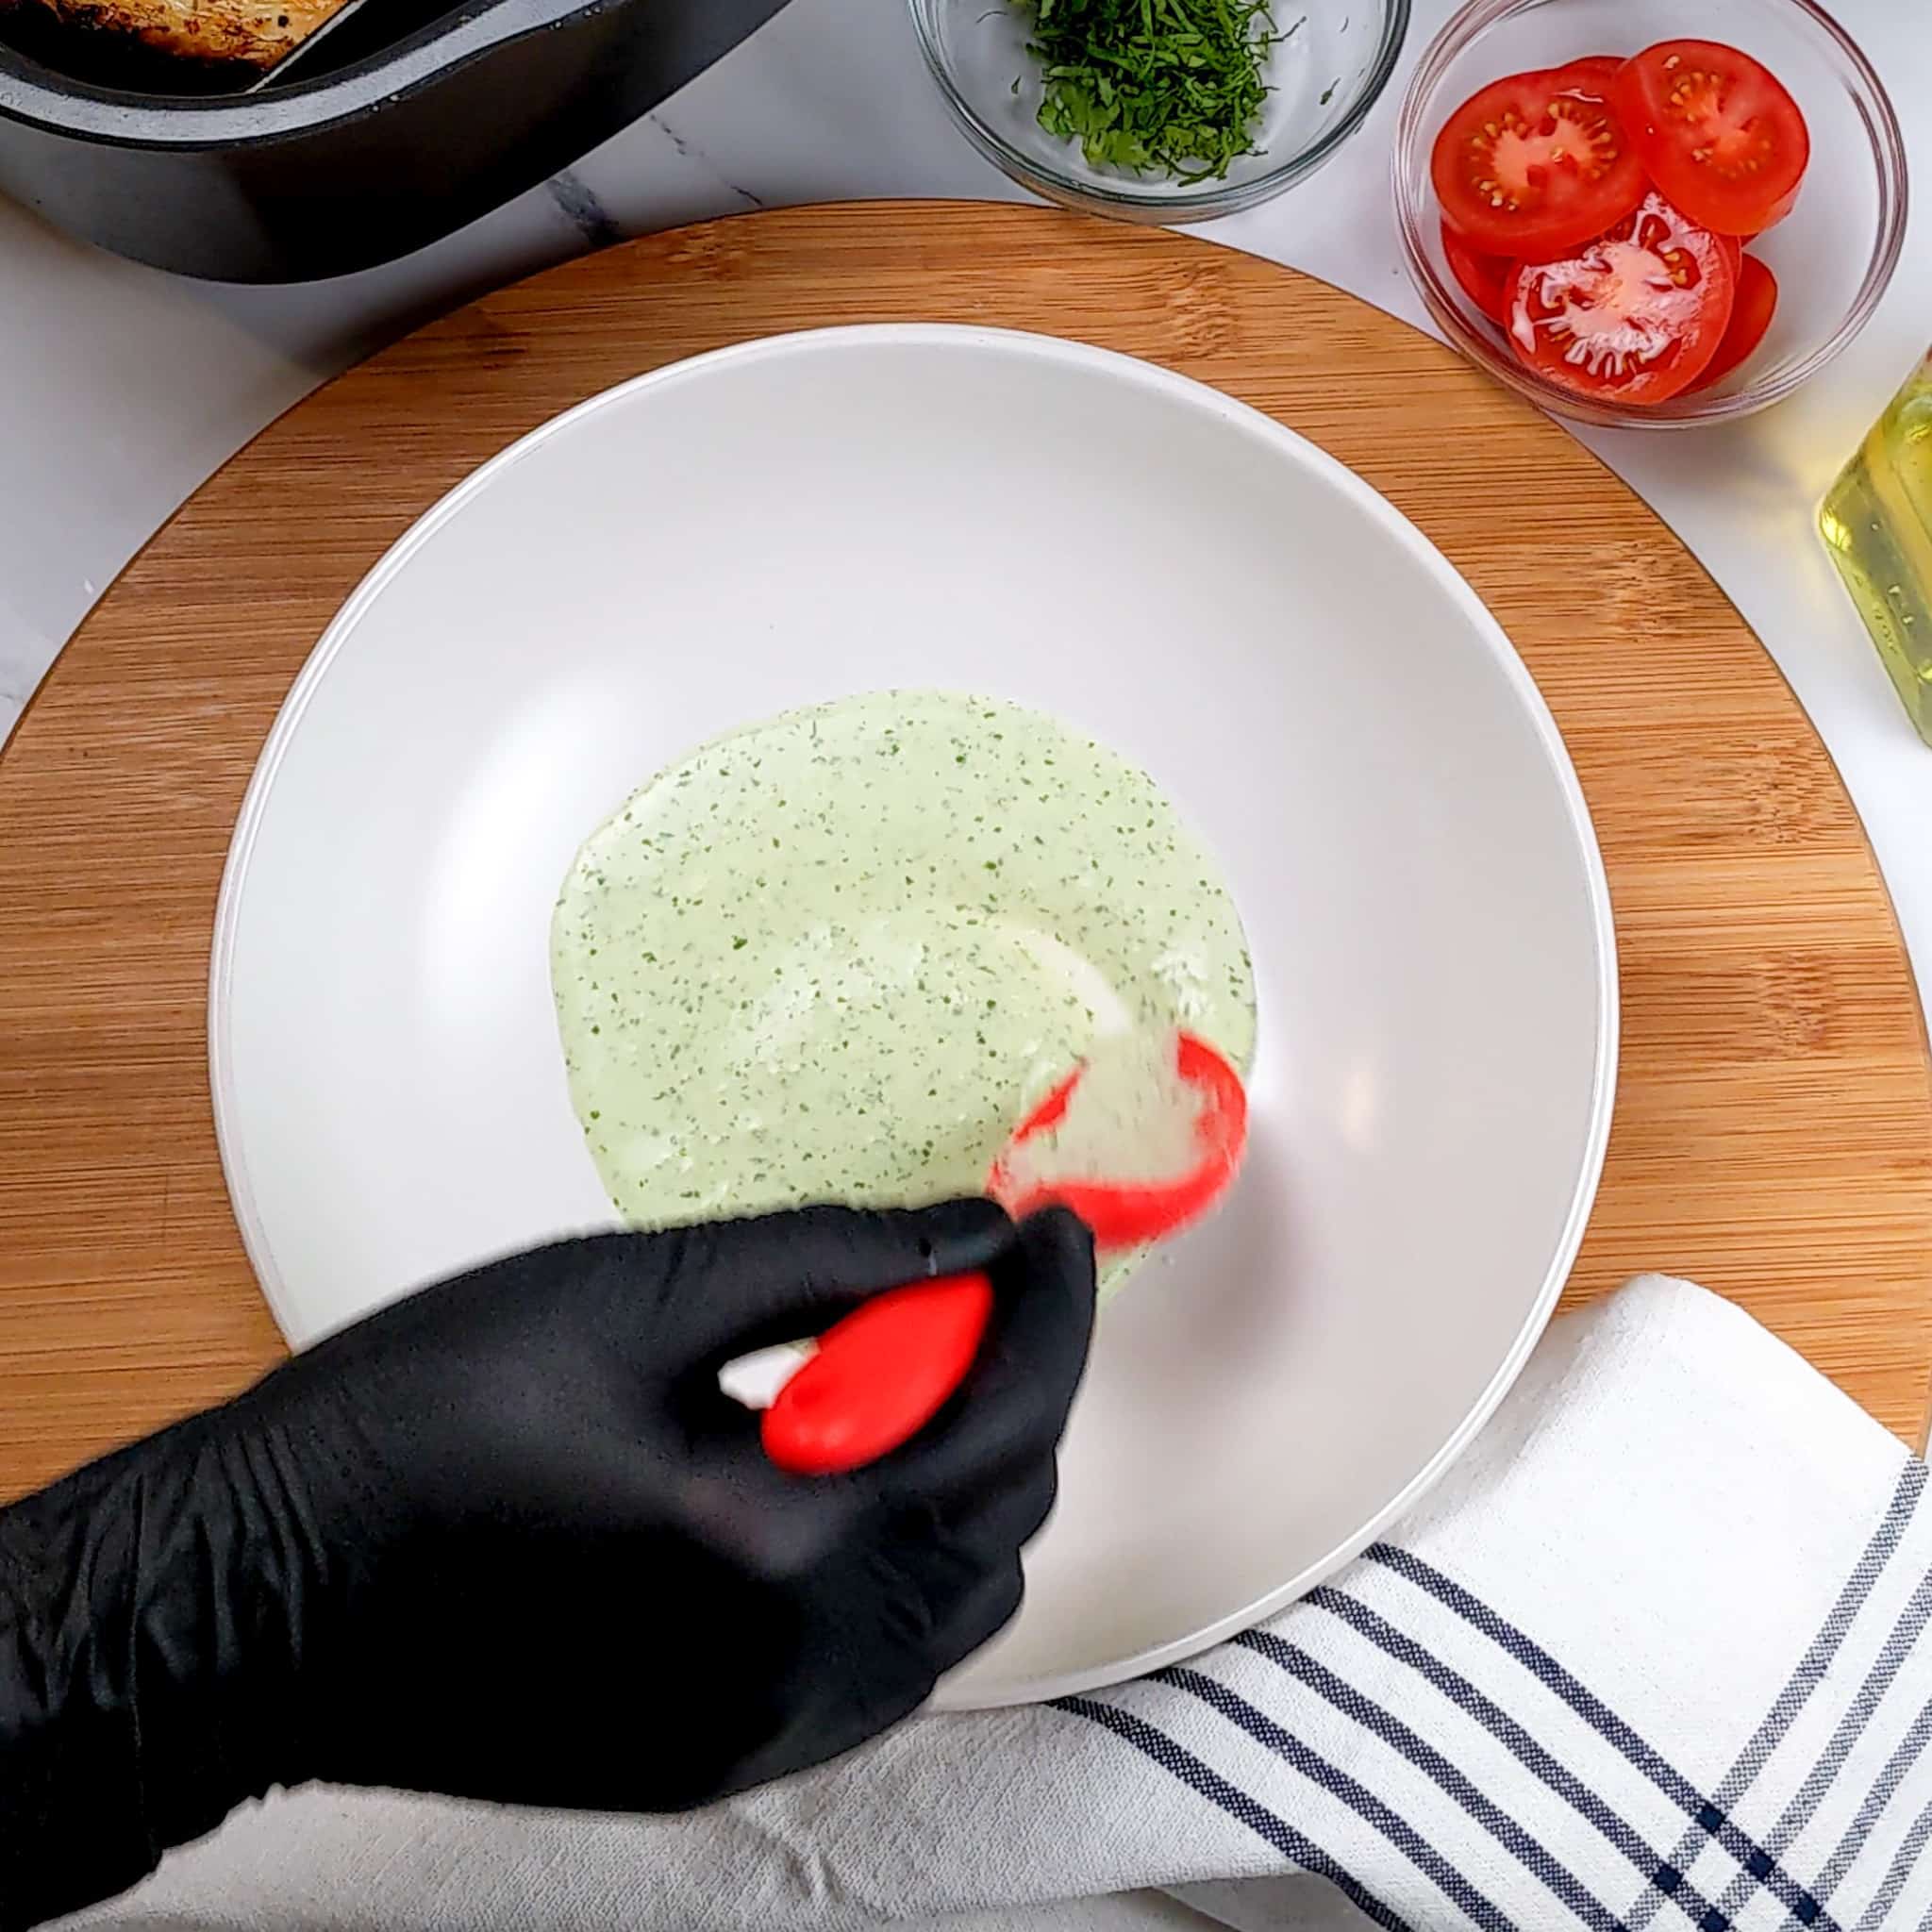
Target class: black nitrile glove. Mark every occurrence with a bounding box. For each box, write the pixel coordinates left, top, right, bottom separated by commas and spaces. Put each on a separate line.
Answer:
0, 1200, 1094, 1932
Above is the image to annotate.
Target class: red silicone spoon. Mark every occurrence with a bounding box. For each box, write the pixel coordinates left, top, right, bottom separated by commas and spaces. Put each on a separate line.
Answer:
758, 1272, 995, 1477
984, 1028, 1248, 1248
761, 1030, 1247, 1477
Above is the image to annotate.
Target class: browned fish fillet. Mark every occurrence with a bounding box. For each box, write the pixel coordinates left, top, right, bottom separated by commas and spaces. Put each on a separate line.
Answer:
8, 0, 346, 67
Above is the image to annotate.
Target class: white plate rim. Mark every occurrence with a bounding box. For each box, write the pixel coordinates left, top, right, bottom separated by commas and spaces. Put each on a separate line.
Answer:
208, 323, 1620, 1703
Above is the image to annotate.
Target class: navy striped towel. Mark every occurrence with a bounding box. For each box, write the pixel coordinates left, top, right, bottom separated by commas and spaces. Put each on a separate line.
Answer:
66, 1274, 1932, 1932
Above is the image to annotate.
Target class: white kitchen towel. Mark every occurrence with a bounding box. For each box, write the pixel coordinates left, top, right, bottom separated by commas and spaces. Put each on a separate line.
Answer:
64, 1274, 1932, 1932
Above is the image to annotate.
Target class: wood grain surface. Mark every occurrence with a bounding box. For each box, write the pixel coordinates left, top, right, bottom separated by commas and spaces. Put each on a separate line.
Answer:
2, 201, 1929, 1501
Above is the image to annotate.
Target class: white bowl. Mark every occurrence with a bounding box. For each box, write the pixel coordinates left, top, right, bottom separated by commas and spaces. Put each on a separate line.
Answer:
212, 325, 1617, 1707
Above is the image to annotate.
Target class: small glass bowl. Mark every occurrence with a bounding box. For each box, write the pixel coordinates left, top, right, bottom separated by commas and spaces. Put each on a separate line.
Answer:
1392, 0, 1907, 428
911, 0, 1410, 224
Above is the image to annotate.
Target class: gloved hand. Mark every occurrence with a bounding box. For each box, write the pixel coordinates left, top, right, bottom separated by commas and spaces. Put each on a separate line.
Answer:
0, 1200, 1094, 1931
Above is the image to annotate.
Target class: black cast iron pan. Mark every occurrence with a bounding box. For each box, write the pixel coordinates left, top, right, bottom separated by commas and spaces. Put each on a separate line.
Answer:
0, 0, 790, 280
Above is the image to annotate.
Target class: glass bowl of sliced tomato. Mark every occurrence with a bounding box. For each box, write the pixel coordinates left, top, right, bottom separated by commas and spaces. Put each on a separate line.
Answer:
1393, 0, 1907, 426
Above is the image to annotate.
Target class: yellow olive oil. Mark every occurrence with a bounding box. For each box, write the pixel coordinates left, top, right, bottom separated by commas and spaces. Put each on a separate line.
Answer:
1821, 353, 1932, 747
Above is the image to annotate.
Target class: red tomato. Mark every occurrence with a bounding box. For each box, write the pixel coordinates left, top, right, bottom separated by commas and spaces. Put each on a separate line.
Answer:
1504, 191, 1738, 406
1442, 221, 1511, 325
1613, 41, 1809, 236
1431, 64, 1649, 258
1690, 254, 1778, 391
761, 1273, 992, 1476
1548, 55, 1626, 97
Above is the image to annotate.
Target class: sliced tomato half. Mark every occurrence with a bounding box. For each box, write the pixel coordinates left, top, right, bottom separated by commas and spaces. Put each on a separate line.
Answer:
1441, 221, 1511, 325
1613, 41, 1809, 236
1547, 55, 1626, 98
1505, 191, 1738, 406
1690, 254, 1778, 391
1431, 64, 1649, 259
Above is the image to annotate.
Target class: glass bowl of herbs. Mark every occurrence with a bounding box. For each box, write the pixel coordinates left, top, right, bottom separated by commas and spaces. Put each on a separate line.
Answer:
911, 0, 1409, 221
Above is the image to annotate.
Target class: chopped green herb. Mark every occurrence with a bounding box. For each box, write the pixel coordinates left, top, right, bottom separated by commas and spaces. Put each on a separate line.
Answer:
1017, 0, 1291, 184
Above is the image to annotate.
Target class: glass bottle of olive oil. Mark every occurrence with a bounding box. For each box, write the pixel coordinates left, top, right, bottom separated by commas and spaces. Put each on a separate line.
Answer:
1822, 353, 1932, 747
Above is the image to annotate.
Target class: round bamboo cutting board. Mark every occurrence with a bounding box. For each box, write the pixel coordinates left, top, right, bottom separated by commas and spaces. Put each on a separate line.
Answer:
2, 202, 1929, 1499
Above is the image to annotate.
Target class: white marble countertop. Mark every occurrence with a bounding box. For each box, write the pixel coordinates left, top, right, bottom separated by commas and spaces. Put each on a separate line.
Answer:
2, 0, 1930, 1008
